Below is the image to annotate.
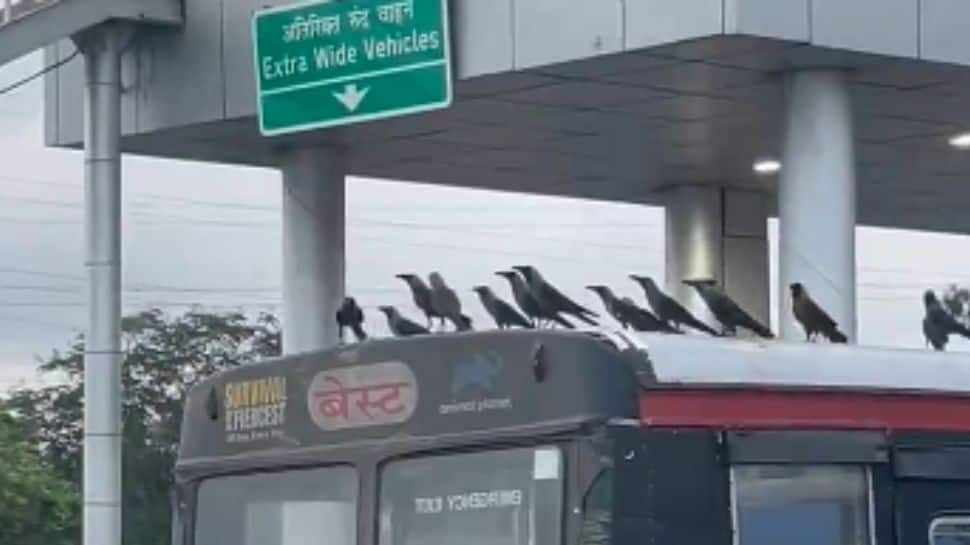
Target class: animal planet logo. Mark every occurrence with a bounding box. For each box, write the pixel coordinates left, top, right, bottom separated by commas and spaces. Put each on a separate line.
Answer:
440, 352, 512, 415
307, 361, 418, 431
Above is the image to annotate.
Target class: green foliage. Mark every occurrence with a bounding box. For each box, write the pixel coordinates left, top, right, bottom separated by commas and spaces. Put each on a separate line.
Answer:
2, 308, 280, 545
0, 412, 79, 545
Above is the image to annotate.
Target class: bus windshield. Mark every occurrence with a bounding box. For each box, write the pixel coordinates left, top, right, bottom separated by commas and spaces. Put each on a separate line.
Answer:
194, 466, 358, 545
379, 446, 564, 545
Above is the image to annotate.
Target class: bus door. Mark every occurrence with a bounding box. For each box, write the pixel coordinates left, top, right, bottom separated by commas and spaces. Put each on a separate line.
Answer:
895, 446, 970, 545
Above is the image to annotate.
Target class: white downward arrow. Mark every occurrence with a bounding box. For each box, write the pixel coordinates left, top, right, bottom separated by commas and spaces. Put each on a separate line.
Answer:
332, 83, 370, 112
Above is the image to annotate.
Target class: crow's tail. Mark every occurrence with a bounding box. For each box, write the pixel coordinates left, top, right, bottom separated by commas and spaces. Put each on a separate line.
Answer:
955, 322, 970, 339
825, 328, 848, 343
686, 316, 720, 337
570, 311, 599, 327
550, 314, 576, 329
748, 320, 774, 339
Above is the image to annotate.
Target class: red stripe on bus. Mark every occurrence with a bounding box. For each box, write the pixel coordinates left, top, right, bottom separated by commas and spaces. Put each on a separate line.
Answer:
639, 389, 970, 431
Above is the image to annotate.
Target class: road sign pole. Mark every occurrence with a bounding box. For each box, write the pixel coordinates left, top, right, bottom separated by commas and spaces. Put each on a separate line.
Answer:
280, 146, 346, 354
77, 21, 126, 545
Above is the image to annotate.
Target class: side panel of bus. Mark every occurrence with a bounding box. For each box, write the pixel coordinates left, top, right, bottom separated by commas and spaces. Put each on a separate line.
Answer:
895, 441, 970, 545
610, 426, 732, 545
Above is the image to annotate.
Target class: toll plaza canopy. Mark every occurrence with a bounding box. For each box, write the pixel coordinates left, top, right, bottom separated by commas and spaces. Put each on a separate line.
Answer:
43, 1, 970, 234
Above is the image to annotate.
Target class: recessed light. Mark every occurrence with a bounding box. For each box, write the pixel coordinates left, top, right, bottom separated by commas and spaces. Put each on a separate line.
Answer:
950, 133, 970, 149
753, 159, 781, 175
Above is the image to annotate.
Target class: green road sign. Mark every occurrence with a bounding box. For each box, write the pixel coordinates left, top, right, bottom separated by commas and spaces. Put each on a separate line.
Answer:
252, 0, 452, 136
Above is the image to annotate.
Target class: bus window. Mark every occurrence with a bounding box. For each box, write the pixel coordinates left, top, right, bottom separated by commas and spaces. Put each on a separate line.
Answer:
732, 465, 871, 545
379, 446, 564, 545
932, 517, 970, 545
194, 466, 357, 545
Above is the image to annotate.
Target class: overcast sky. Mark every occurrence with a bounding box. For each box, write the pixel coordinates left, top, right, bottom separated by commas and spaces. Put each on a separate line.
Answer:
1, 51, 968, 389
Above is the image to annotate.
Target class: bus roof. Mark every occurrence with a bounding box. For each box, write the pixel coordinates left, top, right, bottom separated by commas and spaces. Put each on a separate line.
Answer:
623, 332, 970, 431
626, 332, 970, 395
177, 330, 970, 466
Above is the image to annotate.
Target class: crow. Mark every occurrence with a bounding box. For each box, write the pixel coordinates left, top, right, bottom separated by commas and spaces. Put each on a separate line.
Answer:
428, 272, 472, 331
789, 283, 848, 343
924, 314, 948, 351
923, 289, 970, 351
335, 296, 367, 342
586, 285, 626, 325
629, 275, 719, 336
683, 279, 773, 339
586, 284, 675, 333
513, 265, 598, 326
395, 273, 442, 329
496, 271, 574, 329
378, 306, 430, 338
473, 286, 533, 329
620, 297, 681, 334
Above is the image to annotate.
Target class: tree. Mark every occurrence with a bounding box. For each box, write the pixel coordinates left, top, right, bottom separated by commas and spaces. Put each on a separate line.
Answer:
2, 308, 281, 545
0, 412, 79, 545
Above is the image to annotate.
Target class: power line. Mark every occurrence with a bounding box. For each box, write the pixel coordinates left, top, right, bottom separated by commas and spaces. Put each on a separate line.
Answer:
0, 178, 660, 217
0, 195, 80, 208
0, 311, 80, 329
0, 267, 82, 281
0, 284, 78, 293
130, 211, 660, 230
0, 48, 80, 97
352, 234, 659, 268
0, 215, 80, 225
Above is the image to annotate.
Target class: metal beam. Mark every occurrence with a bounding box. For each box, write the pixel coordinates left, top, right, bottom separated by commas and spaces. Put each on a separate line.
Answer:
0, 0, 179, 67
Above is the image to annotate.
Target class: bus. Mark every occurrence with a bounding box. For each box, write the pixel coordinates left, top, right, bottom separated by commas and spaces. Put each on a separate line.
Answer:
174, 330, 970, 545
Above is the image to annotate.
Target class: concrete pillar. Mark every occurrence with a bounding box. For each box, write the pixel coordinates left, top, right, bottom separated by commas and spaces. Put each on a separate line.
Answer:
665, 186, 769, 332
665, 186, 722, 324
280, 147, 346, 354
778, 70, 857, 342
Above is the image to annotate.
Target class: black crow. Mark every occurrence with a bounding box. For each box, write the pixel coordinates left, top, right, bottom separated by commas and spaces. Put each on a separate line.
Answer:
473, 286, 533, 329
629, 275, 719, 336
496, 271, 574, 329
923, 289, 970, 350
620, 296, 681, 334
395, 273, 442, 329
683, 279, 773, 339
586, 285, 674, 333
924, 314, 948, 351
789, 283, 848, 343
378, 306, 430, 337
513, 265, 598, 326
335, 296, 367, 342
428, 272, 471, 331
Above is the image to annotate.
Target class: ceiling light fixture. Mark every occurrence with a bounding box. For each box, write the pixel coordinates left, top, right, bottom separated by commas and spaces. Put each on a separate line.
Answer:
950, 133, 970, 149
753, 159, 781, 175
